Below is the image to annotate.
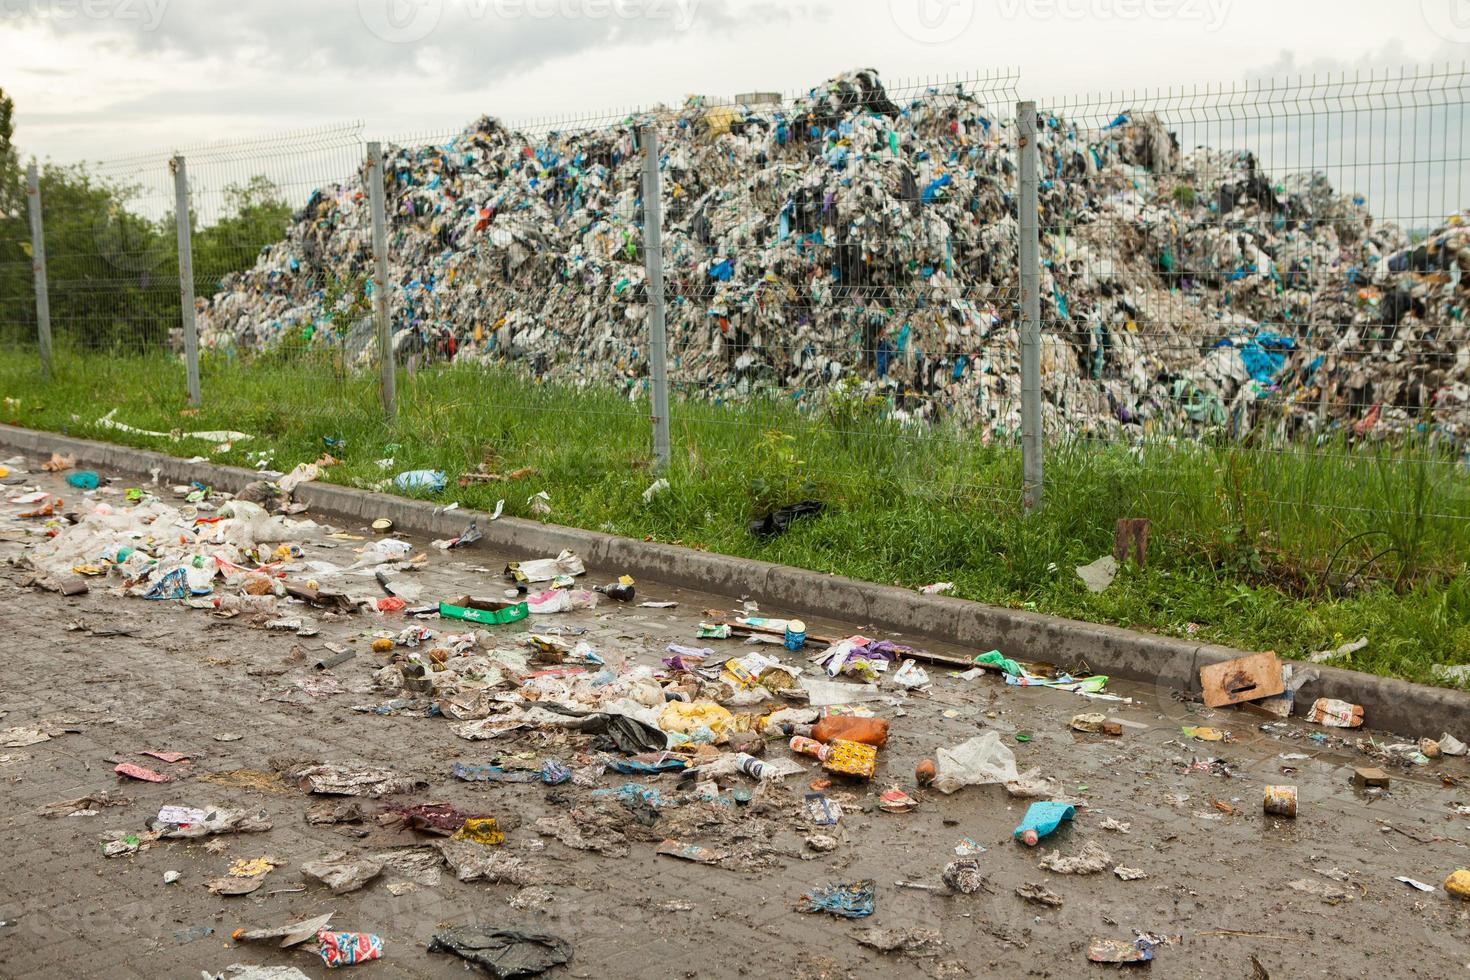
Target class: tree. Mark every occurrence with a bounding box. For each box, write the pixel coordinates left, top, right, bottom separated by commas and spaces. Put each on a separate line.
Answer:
0, 87, 296, 354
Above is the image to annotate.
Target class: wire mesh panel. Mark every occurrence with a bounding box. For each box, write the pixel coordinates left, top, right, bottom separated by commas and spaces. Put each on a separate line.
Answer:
1035, 67, 1470, 590
0, 164, 35, 354
28, 151, 177, 359
185, 123, 369, 439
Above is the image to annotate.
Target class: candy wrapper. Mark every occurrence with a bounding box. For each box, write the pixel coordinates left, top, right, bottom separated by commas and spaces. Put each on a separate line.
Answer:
318, 930, 384, 968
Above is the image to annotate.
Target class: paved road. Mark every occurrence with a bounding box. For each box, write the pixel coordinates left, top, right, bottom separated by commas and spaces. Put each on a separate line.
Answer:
0, 459, 1467, 978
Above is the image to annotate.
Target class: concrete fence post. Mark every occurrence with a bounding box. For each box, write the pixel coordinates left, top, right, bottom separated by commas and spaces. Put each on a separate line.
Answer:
170, 154, 202, 406
366, 141, 397, 423
25, 161, 53, 377
640, 124, 672, 472
1017, 101, 1044, 514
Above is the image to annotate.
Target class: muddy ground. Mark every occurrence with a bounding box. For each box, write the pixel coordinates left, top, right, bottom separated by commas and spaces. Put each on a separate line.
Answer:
0, 461, 1468, 979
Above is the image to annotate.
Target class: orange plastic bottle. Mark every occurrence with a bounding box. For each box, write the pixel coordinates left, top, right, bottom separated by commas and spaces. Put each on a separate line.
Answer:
786, 716, 890, 747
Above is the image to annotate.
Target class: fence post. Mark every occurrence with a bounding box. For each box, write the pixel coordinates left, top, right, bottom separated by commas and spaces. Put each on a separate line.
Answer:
366, 141, 396, 423
1016, 101, 1043, 514
170, 155, 202, 406
25, 161, 53, 378
640, 124, 672, 472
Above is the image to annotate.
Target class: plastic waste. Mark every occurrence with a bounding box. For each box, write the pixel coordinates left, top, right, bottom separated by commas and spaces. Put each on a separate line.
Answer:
1307, 698, 1365, 728
393, 470, 446, 495
784, 716, 889, 747
932, 732, 1019, 794
317, 930, 384, 967
427, 926, 572, 977
973, 650, 1022, 676
790, 736, 877, 779
892, 659, 930, 689
658, 700, 734, 736
796, 879, 875, 919
1013, 801, 1077, 846
505, 550, 586, 585
358, 539, 412, 566
66, 470, 99, 490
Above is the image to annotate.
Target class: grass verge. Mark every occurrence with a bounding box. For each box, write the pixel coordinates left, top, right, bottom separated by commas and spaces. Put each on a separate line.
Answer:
3, 345, 1469, 689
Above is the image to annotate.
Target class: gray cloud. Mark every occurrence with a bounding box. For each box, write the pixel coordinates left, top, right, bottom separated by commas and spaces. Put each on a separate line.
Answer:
4, 0, 828, 83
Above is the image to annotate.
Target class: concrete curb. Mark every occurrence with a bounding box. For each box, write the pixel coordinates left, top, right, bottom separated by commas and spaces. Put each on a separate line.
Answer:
3, 422, 1464, 740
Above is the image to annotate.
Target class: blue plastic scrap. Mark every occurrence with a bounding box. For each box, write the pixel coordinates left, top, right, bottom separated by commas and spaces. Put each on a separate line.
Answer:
797, 879, 876, 919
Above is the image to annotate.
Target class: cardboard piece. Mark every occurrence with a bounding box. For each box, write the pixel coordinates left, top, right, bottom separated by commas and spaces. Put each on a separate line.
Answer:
1199, 652, 1284, 708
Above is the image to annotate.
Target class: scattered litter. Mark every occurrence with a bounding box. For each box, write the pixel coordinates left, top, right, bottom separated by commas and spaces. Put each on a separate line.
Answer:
232, 912, 336, 949
1087, 937, 1156, 965
1014, 802, 1075, 846
853, 927, 945, 957
1038, 841, 1113, 875
941, 860, 990, 895
115, 762, 170, 783
1076, 555, 1118, 593
427, 926, 573, 977
1310, 637, 1369, 664
301, 852, 384, 894
1307, 698, 1365, 728
317, 930, 384, 968
1016, 882, 1064, 908
797, 880, 876, 918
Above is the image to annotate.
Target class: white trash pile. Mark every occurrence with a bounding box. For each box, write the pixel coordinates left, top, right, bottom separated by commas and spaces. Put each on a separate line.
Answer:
197, 68, 1470, 440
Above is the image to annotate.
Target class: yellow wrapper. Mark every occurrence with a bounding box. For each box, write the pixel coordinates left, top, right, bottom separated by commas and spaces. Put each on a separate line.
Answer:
823, 738, 877, 779
452, 818, 505, 846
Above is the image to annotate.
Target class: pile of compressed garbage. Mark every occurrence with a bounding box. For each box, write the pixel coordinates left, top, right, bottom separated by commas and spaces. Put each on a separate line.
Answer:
197, 68, 1470, 441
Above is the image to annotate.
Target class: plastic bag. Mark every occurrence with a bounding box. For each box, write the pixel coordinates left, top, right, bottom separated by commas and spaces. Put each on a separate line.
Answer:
932, 732, 1018, 794
658, 700, 734, 736
358, 539, 412, 565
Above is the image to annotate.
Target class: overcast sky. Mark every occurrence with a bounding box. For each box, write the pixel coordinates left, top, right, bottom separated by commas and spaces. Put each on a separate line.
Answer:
3, 0, 1467, 221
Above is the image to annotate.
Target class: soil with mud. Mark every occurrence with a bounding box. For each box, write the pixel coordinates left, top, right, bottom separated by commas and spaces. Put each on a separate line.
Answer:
0, 460, 1468, 979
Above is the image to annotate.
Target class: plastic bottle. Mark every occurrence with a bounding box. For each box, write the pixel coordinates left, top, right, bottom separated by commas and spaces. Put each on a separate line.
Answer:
212, 594, 279, 615
736, 753, 778, 780
788, 735, 830, 760
1013, 801, 1076, 846
784, 716, 890, 747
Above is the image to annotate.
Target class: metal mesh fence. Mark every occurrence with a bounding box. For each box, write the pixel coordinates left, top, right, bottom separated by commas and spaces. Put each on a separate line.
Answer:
183, 123, 368, 432
1035, 66, 1470, 586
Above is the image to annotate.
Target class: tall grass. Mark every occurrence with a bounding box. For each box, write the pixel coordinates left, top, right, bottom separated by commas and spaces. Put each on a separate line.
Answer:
3, 344, 1468, 686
